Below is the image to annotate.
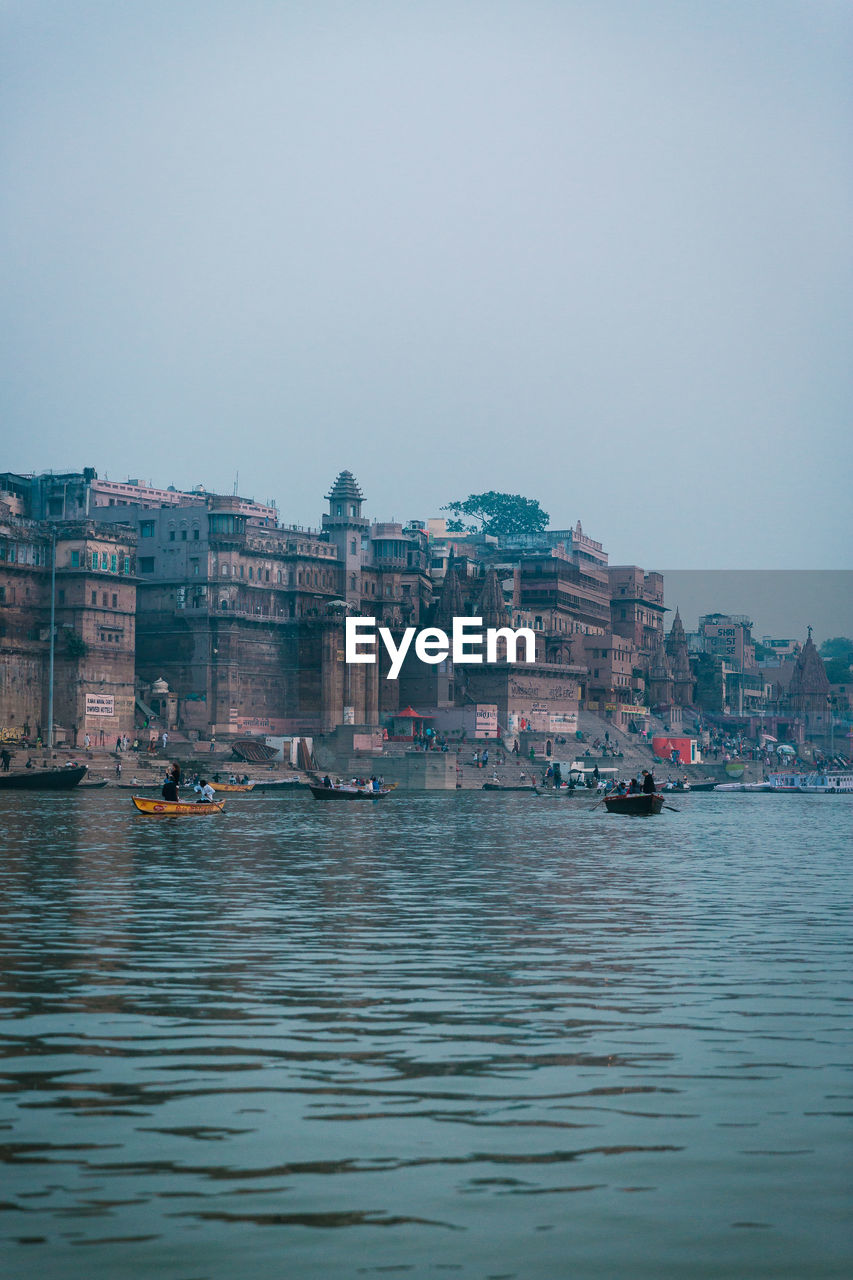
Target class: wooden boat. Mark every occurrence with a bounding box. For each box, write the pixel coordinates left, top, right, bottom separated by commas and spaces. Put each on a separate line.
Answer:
132, 795, 226, 815
0, 764, 88, 791
210, 781, 255, 792
248, 776, 311, 790
77, 777, 109, 789
309, 784, 391, 800
688, 780, 718, 791
603, 792, 665, 816
482, 782, 537, 792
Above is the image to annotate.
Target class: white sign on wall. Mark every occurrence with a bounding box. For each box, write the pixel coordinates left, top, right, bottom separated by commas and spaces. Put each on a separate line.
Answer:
475, 704, 498, 738
85, 694, 115, 718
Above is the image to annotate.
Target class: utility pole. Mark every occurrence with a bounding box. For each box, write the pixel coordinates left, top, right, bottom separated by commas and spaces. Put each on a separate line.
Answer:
47, 525, 56, 750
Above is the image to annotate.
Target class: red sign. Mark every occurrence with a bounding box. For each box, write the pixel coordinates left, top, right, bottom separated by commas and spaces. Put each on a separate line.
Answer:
653, 736, 694, 765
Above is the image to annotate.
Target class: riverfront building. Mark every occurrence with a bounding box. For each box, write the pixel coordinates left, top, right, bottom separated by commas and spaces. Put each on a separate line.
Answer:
0, 496, 136, 745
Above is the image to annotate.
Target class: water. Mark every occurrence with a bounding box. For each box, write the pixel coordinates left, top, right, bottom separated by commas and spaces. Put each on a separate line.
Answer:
0, 789, 850, 1279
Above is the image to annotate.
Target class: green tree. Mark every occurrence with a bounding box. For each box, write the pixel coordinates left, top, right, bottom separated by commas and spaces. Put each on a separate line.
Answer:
819, 636, 853, 664
441, 491, 549, 539
824, 657, 852, 684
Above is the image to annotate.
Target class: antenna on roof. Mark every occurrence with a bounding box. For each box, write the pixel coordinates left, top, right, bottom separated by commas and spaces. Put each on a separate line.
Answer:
233, 472, 239, 496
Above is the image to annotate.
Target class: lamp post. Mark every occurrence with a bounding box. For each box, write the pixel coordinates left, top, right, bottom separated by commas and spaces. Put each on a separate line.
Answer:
47, 525, 57, 751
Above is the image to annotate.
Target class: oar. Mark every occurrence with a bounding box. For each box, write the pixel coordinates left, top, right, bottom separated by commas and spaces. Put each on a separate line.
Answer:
663, 804, 680, 812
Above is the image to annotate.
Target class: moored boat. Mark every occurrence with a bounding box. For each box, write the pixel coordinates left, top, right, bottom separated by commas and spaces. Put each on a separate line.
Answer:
210, 781, 255, 793
309, 784, 391, 800
603, 792, 665, 816
247, 776, 311, 790
0, 765, 88, 791
132, 795, 226, 815
77, 777, 109, 789
482, 782, 538, 792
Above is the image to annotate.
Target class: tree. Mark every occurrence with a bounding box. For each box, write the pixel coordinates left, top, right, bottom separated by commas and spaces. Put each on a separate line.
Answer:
441, 491, 549, 539
819, 637, 853, 664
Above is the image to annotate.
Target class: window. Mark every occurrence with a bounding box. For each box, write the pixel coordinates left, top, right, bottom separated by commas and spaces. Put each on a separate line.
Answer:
193, 528, 200, 540
0, 586, 5, 603
181, 529, 187, 541
110, 554, 117, 573
139, 557, 155, 573
91, 590, 97, 605
124, 556, 131, 575
140, 521, 154, 538
222, 564, 229, 576
265, 569, 269, 582
112, 593, 118, 608
350, 540, 356, 554
70, 550, 80, 568
249, 566, 254, 580
191, 560, 199, 576
169, 531, 176, 542
102, 592, 108, 607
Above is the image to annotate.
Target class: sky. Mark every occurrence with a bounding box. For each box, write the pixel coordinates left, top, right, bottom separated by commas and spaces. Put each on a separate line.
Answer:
2, 0, 851, 569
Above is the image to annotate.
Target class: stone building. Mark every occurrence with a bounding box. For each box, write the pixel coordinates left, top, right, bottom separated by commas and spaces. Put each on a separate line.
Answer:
609, 565, 666, 656
91, 469, 433, 736
0, 501, 136, 745
784, 630, 831, 742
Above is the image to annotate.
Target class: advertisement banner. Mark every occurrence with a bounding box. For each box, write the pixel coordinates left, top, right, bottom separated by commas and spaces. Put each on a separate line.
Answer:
475, 704, 498, 738
85, 694, 115, 718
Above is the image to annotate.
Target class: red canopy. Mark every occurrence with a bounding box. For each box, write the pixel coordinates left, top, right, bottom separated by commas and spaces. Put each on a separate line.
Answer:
394, 706, 426, 719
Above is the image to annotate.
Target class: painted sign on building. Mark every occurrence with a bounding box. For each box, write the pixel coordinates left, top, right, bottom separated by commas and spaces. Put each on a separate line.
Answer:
475, 704, 498, 738
233, 716, 289, 735
652, 735, 699, 765
85, 694, 115, 718
353, 731, 384, 752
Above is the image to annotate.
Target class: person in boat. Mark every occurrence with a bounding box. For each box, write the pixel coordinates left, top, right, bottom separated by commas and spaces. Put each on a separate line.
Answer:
642, 769, 656, 795
371, 775, 381, 791
628, 777, 640, 794
196, 778, 215, 803
322, 775, 333, 788
162, 762, 181, 803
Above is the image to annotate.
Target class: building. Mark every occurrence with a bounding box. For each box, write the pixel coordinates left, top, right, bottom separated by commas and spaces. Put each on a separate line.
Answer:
0, 500, 137, 745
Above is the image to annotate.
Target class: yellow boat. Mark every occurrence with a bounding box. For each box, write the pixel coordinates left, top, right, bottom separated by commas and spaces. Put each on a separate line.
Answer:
132, 795, 226, 815
209, 781, 255, 792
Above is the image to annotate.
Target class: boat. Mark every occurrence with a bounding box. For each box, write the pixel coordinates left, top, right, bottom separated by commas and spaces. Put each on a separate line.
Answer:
603, 792, 665, 816
77, 777, 109, 789
309, 784, 391, 800
0, 764, 88, 791
248, 776, 311, 790
210, 781, 255, 792
688, 779, 718, 791
714, 781, 771, 792
767, 770, 853, 794
132, 795, 226, 815
482, 782, 538, 792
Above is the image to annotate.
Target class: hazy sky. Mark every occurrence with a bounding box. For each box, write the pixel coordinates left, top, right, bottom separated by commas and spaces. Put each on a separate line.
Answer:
2, 1, 851, 568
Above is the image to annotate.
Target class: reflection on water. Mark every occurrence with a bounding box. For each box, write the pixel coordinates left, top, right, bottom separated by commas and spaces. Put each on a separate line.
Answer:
0, 791, 850, 1279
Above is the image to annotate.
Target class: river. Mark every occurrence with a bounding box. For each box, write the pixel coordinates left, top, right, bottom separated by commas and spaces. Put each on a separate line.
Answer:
0, 789, 850, 1279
